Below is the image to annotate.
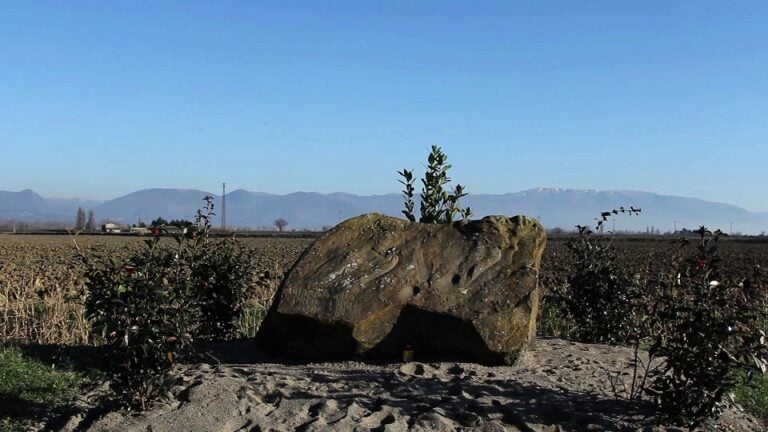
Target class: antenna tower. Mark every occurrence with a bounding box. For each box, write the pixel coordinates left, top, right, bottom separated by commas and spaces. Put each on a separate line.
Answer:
221, 182, 227, 230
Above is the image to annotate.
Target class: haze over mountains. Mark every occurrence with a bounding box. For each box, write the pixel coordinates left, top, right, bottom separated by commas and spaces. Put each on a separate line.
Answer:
1, 188, 766, 234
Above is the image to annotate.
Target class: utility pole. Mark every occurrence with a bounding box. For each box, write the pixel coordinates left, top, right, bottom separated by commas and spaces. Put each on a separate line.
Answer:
221, 182, 227, 230
674, 220, 677, 233
730, 221, 733, 236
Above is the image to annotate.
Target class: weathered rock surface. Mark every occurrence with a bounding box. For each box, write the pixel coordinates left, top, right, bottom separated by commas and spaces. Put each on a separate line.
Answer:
258, 213, 546, 364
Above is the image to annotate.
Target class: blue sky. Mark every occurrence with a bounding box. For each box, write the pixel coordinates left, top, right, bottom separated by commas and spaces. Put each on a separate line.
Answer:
1, 1, 766, 211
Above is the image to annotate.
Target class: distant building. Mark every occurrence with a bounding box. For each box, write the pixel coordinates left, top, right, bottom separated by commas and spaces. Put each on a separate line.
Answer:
130, 227, 149, 235
101, 223, 123, 233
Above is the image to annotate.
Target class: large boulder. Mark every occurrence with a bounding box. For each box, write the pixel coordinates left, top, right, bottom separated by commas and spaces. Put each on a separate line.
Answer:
258, 213, 546, 365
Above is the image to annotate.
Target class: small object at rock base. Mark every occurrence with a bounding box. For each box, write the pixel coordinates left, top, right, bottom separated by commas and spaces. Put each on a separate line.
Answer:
403, 345, 414, 362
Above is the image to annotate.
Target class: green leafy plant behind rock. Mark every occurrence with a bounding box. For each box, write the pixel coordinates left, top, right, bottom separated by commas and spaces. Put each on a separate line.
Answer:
398, 145, 471, 224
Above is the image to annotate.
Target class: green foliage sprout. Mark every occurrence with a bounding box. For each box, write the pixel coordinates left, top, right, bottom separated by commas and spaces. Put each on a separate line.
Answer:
398, 145, 472, 224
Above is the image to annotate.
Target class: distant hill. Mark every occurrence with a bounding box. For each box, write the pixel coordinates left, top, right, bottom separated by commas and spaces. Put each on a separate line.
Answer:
0, 189, 100, 221
464, 188, 768, 235
0, 189, 47, 218
0, 187, 766, 234
94, 188, 218, 225
223, 190, 404, 229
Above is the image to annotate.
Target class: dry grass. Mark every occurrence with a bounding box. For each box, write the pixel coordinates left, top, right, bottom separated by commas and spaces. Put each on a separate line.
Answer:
0, 234, 310, 345
2, 234, 764, 347
0, 236, 95, 345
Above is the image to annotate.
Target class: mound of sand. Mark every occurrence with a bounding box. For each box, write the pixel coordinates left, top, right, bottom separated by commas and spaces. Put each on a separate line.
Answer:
55, 339, 762, 431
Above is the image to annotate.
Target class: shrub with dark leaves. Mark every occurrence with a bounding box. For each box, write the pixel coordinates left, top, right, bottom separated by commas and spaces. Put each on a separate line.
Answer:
81, 196, 253, 409
83, 238, 196, 410
541, 213, 767, 427
645, 227, 768, 428
188, 237, 252, 340
563, 223, 642, 345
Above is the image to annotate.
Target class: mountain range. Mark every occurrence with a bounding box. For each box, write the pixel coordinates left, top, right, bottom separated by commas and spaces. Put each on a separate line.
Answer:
1, 188, 766, 234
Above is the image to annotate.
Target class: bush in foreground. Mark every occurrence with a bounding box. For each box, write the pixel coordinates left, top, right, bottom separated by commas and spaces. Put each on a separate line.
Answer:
646, 228, 768, 427
81, 196, 253, 410
545, 219, 768, 428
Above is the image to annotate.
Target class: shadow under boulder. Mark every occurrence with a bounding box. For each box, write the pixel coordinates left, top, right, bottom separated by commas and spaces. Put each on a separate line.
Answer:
365, 304, 509, 364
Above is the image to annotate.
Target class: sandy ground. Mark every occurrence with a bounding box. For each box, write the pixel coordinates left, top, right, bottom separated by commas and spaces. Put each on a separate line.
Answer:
53, 338, 763, 432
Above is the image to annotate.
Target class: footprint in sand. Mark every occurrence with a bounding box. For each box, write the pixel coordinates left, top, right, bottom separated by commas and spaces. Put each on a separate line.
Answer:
410, 411, 457, 431
303, 399, 346, 423
361, 411, 406, 432
445, 364, 465, 376
235, 385, 263, 416
398, 362, 428, 377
